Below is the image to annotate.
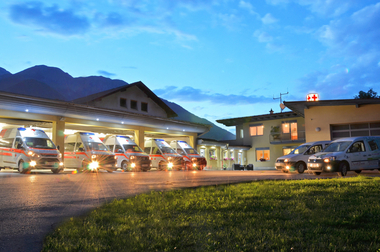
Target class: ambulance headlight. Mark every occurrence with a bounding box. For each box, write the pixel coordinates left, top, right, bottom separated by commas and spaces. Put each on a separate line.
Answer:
59, 162, 64, 166
59, 153, 62, 158
168, 162, 173, 168
28, 151, 35, 157
89, 161, 99, 170
114, 155, 117, 159
91, 155, 97, 160
284, 158, 289, 163
30, 161, 37, 167
131, 163, 136, 168
168, 157, 172, 161
192, 158, 197, 161
130, 156, 135, 160
193, 163, 197, 167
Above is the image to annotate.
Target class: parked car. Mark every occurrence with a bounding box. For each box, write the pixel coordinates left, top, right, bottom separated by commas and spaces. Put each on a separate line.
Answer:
144, 139, 183, 171
64, 132, 117, 172
0, 127, 63, 174
307, 136, 380, 176
169, 140, 207, 170
103, 135, 151, 172
275, 141, 331, 173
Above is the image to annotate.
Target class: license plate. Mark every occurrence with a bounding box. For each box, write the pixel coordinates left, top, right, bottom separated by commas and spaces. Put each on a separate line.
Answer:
309, 163, 320, 168
45, 162, 56, 165
142, 164, 148, 167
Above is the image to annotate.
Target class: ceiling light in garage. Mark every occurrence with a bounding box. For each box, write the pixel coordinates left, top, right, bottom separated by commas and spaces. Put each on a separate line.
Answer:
96, 118, 99, 121
25, 109, 29, 112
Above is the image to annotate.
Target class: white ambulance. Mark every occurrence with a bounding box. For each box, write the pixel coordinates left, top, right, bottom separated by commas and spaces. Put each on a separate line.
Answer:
307, 136, 380, 176
0, 127, 63, 174
169, 140, 207, 170
64, 132, 117, 172
144, 139, 184, 171
103, 135, 151, 172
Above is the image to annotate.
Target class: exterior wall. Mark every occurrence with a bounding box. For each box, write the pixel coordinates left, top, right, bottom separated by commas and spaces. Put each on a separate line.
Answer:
89, 86, 168, 118
242, 116, 305, 169
304, 104, 380, 142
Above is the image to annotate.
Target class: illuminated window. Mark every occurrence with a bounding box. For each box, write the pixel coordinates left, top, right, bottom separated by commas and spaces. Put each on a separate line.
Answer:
120, 98, 127, 108
141, 102, 148, 112
200, 148, 205, 157
209, 149, 216, 160
131, 100, 138, 110
282, 121, 298, 140
256, 148, 270, 161
240, 129, 244, 138
282, 122, 289, 133
250, 125, 264, 136
282, 147, 295, 155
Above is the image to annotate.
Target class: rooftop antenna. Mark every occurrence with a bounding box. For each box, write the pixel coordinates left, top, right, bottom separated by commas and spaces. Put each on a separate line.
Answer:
273, 90, 289, 113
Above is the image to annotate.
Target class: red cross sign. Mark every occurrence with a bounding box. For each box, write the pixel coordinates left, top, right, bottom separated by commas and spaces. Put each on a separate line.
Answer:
307, 93, 319, 101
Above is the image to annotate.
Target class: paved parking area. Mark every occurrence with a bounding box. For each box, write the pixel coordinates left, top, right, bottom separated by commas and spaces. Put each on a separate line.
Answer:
0, 168, 379, 252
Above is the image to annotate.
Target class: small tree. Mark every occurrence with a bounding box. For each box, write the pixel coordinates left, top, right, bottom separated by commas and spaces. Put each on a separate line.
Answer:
354, 88, 379, 99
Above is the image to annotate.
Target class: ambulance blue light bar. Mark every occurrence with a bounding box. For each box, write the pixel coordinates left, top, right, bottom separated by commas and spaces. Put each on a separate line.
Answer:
18, 127, 26, 131
117, 135, 131, 139
154, 139, 164, 141
80, 132, 95, 135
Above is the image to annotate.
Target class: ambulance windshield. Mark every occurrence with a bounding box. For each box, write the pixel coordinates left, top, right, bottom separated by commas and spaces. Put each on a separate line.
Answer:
84, 141, 109, 151
160, 147, 176, 154
184, 148, 198, 154
123, 145, 143, 153
24, 137, 56, 149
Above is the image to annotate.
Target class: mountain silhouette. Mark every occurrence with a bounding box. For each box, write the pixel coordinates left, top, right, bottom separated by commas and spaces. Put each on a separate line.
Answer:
0, 65, 235, 141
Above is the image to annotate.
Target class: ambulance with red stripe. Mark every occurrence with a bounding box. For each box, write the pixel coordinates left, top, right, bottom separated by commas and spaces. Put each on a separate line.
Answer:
64, 132, 117, 172
170, 140, 207, 170
0, 127, 63, 174
144, 139, 184, 171
103, 135, 151, 172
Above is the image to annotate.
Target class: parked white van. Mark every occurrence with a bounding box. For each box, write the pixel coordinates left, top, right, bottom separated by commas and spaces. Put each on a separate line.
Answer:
144, 139, 183, 171
307, 136, 380, 176
0, 127, 63, 173
275, 141, 330, 173
169, 140, 207, 170
103, 135, 151, 172
64, 132, 117, 172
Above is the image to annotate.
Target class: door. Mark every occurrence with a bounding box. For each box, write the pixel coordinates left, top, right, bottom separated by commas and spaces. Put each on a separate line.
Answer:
347, 141, 367, 170
238, 153, 242, 165
2, 138, 16, 168
366, 139, 380, 169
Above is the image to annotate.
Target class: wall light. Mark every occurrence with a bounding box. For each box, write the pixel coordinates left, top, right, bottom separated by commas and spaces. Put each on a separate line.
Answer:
315, 127, 321, 132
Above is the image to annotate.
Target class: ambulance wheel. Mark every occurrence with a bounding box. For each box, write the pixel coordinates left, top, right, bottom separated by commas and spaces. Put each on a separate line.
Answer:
354, 170, 362, 174
338, 162, 349, 177
295, 162, 306, 174
18, 160, 28, 174
51, 169, 60, 174
158, 162, 166, 171
121, 161, 128, 172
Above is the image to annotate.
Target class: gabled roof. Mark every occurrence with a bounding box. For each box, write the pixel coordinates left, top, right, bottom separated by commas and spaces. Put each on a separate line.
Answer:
284, 98, 380, 117
72, 81, 177, 118
216, 111, 300, 127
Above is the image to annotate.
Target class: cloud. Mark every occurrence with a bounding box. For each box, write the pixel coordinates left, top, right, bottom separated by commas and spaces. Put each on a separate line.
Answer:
97, 70, 116, 77
154, 86, 271, 105
9, 1, 90, 35
261, 13, 278, 24
294, 2, 380, 99
238, 1, 260, 17
253, 30, 273, 43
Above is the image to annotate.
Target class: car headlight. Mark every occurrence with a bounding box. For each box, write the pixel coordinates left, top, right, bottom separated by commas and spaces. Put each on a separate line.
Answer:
324, 156, 336, 163
91, 155, 97, 160
28, 151, 35, 157
30, 160, 37, 167
130, 156, 135, 160
59, 153, 62, 158
284, 158, 289, 163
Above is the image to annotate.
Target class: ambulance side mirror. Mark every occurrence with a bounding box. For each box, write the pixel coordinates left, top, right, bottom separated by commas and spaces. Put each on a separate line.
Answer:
117, 149, 123, 153
78, 147, 84, 152
57, 145, 60, 150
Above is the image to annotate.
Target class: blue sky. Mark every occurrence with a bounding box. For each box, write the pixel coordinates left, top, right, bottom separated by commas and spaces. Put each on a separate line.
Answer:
1, 0, 379, 133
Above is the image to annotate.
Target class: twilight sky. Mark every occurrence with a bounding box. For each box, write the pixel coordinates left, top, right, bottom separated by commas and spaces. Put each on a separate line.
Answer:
1, 0, 379, 133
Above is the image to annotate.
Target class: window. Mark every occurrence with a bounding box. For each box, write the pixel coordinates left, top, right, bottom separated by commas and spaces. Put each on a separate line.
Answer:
209, 149, 216, 160
331, 122, 380, 140
75, 142, 85, 152
120, 98, 127, 108
282, 121, 298, 140
282, 147, 295, 156
250, 125, 264, 136
199, 148, 205, 157
131, 100, 138, 110
256, 148, 270, 161
368, 140, 379, 151
230, 151, 234, 161
144, 147, 151, 154
14, 138, 23, 148
64, 142, 75, 152
223, 151, 228, 160
141, 102, 148, 112
305, 145, 323, 155
115, 145, 123, 152
348, 141, 365, 153
240, 129, 244, 138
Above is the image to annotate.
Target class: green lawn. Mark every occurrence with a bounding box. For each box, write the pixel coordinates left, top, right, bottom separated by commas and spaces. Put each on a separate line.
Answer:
43, 176, 380, 251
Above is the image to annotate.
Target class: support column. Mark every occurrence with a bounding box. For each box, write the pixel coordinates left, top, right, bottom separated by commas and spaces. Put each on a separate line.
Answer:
188, 135, 196, 149
52, 119, 65, 160
134, 128, 145, 150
